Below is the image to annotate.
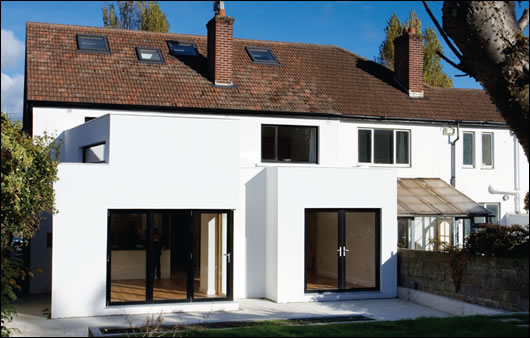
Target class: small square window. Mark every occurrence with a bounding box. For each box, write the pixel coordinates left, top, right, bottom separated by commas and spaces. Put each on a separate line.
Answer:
168, 41, 198, 56
77, 34, 110, 53
246, 47, 280, 65
83, 142, 106, 163
136, 47, 164, 63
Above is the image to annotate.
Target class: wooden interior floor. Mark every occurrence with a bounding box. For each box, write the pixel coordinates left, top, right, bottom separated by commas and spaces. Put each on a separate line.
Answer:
306, 270, 371, 290
111, 276, 226, 302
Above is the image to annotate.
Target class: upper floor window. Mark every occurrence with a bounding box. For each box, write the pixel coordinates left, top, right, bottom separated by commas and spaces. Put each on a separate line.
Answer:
481, 133, 494, 168
261, 125, 317, 163
358, 128, 410, 165
462, 132, 475, 167
77, 34, 110, 53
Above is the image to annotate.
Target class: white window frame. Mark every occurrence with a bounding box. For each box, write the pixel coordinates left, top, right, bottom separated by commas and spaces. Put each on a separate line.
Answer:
462, 131, 475, 168
358, 128, 411, 167
481, 132, 494, 169
475, 202, 500, 224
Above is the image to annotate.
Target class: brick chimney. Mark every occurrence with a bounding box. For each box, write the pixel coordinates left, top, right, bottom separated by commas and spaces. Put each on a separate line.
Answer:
207, 1, 235, 86
393, 27, 424, 98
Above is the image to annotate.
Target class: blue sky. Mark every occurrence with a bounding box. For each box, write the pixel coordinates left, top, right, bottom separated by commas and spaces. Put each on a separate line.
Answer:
1, 1, 529, 121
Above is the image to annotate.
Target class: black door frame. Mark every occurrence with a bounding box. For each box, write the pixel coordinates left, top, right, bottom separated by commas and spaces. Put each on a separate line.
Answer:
304, 208, 381, 294
106, 209, 233, 306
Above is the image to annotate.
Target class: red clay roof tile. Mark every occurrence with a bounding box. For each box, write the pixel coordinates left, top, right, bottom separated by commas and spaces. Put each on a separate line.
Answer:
25, 22, 503, 122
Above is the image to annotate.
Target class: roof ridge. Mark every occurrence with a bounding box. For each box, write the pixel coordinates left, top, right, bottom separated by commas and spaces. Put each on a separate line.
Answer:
26, 21, 206, 39
26, 21, 342, 48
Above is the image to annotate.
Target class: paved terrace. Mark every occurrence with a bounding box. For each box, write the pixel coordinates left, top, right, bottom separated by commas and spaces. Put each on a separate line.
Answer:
9, 294, 452, 337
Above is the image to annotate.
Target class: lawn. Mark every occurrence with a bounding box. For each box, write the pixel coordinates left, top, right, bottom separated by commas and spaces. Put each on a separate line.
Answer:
124, 313, 529, 337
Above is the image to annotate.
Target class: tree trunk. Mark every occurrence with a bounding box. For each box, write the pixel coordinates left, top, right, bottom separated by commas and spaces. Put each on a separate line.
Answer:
442, 1, 529, 161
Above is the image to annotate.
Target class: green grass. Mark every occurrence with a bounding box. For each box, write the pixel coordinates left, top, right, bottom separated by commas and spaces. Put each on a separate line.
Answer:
147, 314, 529, 337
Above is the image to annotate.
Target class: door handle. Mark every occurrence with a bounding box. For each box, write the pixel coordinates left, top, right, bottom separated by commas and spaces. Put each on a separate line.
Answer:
337, 247, 343, 257
224, 253, 231, 264
343, 246, 350, 256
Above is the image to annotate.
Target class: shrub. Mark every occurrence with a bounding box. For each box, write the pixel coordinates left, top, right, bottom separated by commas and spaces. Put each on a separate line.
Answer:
1, 113, 59, 336
463, 224, 529, 257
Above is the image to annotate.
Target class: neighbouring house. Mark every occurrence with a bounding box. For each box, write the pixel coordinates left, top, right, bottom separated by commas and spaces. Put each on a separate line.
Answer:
23, 4, 529, 319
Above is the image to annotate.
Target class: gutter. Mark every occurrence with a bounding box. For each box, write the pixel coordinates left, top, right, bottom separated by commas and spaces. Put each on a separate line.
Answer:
26, 100, 508, 128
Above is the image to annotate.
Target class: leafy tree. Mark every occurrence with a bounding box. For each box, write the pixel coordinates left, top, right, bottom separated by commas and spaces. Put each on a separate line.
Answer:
102, 1, 169, 32
378, 10, 453, 88
423, 1, 529, 161
1, 113, 59, 337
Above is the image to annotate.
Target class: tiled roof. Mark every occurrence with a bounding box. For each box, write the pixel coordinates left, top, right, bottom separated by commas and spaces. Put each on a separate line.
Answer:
25, 22, 503, 122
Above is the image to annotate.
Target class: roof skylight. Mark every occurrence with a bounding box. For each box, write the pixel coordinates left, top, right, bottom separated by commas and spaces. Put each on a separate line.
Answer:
136, 47, 164, 64
245, 47, 280, 65
77, 34, 110, 53
168, 41, 198, 56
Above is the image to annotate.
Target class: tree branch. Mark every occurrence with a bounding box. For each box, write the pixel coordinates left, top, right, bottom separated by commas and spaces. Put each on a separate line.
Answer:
422, 0, 463, 60
436, 51, 467, 74
518, 8, 529, 31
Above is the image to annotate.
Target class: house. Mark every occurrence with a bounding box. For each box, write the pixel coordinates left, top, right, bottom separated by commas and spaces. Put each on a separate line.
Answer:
24, 4, 529, 319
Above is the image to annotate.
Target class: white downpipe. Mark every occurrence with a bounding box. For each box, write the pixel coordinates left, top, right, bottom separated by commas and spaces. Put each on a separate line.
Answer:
514, 133, 520, 213
488, 134, 520, 213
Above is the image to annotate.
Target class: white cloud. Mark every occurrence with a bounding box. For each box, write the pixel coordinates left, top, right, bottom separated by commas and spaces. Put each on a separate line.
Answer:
1, 29, 25, 71
1, 73, 24, 121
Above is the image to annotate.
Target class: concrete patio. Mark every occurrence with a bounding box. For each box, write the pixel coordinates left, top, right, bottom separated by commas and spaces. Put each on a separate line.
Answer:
8, 293, 453, 337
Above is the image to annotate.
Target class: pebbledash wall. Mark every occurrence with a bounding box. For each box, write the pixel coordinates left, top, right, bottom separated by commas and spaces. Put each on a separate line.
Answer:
29, 107, 529, 318
398, 248, 529, 312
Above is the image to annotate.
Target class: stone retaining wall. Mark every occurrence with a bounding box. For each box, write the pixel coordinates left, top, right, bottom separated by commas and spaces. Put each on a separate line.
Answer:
398, 248, 529, 312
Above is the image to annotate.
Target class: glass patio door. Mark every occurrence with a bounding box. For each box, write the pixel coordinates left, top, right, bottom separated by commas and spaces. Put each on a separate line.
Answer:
193, 212, 230, 300
107, 210, 232, 306
305, 209, 379, 292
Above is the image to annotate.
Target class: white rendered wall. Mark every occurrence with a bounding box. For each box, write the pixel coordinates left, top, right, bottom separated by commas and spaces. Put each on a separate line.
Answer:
31, 106, 529, 317
51, 113, 239, 318
265, 166, 397, 303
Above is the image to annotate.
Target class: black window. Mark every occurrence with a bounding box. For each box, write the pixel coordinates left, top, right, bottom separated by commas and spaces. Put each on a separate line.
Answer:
397, 218, 412, 249
246, 47, 280, 64
85, 117, 96, 122
396, 131, 410, 164
136, 47, 164, 63
374, 130, 393, 164
77, 34, 110, 53
167, 41, 198, 56
358, 128, 410, 165
358, 129, 372, 163
83, 142, 105, 163
261, 125, 317, 163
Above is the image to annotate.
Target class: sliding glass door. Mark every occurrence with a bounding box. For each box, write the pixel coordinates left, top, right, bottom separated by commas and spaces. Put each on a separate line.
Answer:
108, 212, 148, 303
107, 210, 232, 306
305, 209, 380, 293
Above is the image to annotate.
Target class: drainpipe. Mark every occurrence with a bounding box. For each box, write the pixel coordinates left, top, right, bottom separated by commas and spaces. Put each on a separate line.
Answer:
450, 122, 460, 187
488, 133, 520, 214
